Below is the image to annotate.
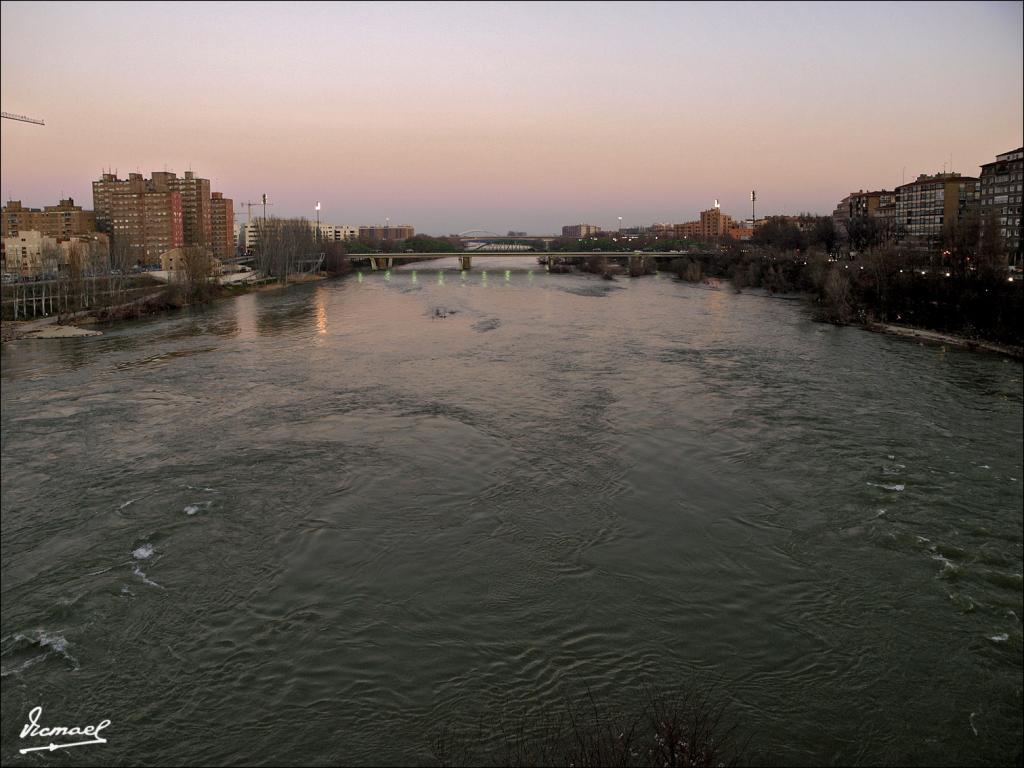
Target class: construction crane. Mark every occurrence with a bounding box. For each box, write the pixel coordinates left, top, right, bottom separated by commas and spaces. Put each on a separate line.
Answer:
236, 195, 273, 229
1, 111, 45, 125
235, 195, 273, 254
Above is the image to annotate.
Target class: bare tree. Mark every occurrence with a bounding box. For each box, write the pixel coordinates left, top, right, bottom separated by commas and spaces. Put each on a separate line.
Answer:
977, 208, 1008, 277
253, 217, 315, 283
40, 241, 63, 315
942, 208, 981, 277
180, 245, 216, 302
109, 236, 134, 302
821, 265, 853, 324
85, 237, 109, 308
61, 241, 87, 316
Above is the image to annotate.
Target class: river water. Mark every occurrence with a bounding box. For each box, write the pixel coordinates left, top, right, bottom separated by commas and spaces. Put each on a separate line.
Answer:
2, 257, 1021, 766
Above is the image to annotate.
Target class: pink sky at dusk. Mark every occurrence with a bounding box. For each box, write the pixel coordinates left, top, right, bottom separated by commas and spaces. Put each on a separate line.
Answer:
2, 1, 1022, 234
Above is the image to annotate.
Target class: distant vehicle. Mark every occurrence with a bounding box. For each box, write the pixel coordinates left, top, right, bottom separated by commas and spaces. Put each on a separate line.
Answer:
592, 248, 601, 252
404, 249, 414, 253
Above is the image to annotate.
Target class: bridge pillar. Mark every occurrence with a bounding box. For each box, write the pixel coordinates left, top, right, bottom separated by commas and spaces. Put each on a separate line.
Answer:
460, 256, 472, 270
369, 257, 378, 271
546, 254, 556, 268
385, 257, 393, 269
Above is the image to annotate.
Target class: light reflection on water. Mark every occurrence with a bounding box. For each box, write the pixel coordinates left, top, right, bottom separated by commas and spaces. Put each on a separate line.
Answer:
1, 261, 1021, 766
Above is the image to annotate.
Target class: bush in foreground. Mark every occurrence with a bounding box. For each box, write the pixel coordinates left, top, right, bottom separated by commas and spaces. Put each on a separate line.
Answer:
430, 686, 746, 767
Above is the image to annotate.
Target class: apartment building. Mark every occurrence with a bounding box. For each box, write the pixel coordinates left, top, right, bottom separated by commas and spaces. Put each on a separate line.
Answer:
93, 170, 222, 264
358, 225, 414, 242
93, 173, 184, 264
979, 146, 1023, 263
561, 224, 602, 238
311, 223, 360, 242
832, 190, 897, 239
662, 204, 749, 241
1, 230, 110, 278
210, 192, 235, 261
170, 171, 212, 251
2, 198, 97, 238
894, 172, 979, 247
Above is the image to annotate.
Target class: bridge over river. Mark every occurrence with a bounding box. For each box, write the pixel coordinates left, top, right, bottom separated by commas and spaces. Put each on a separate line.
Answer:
357, 251, 695, 270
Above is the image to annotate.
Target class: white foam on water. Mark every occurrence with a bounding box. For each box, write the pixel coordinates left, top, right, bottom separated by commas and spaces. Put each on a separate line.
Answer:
1, 630, 79, 675
867, 482, 905, 491
184, 501, 212, 515
874, 509, 887, 517
132, 543, 154, 560
932, 554, 962, 578
979, 465, 990, 469
132, 563, 164, 590
987, 633, 1009, 642
969, 712, 978, 737
1, 653, 47, 677
118, 497, 139, 510
37, 630, 69, 654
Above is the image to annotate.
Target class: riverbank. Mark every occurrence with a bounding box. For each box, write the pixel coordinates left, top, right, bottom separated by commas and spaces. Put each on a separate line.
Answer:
674, 266, 1023, 359
866, 321, 1024, 359
0, 273, 329, 344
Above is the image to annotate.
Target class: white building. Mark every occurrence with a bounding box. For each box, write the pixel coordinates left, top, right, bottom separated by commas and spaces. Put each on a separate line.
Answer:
238, 222, 262, 252
2, 230, 50, 276
310, 223, 359, 242
1, 230, 110, 278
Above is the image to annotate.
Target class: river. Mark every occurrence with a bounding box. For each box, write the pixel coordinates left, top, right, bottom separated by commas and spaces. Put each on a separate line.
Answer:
2, 256, 1021, 766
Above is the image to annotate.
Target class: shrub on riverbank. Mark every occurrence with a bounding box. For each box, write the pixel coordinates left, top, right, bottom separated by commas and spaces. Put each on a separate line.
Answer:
629, 255, 658, 277
672, 258, 703, 283
677, 246, 1022, 345
430, 687, 746, 767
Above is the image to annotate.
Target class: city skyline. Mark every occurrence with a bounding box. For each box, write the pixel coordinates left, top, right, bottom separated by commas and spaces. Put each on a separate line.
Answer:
1, 1, 1022, 234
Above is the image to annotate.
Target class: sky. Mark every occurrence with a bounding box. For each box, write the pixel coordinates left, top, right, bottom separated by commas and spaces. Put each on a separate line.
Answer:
1, 1, 1022, 235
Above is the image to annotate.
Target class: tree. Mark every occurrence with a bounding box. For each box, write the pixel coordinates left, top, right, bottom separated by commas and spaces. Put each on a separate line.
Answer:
396, 235, 460, 253
977, 208, 1007, 277
39, 241, 63, 315
180, 245, 216, 302
254, 217, 315, 282
109, 235, 135, 302
61, 241, 86, 315
674, 258, 702, 282
845, 215, 881, 255
811, 217, 839, 256
753, 218, 807, 252
942, 208, 981, 278
821, 265, 853, 324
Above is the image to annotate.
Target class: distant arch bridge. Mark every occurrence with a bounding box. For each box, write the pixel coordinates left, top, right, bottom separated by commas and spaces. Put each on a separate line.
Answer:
456, 229, 559, 252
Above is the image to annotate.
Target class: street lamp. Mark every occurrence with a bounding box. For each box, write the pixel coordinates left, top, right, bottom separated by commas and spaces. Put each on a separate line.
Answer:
315, 201, 321, 244
618, 216, 623, 232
